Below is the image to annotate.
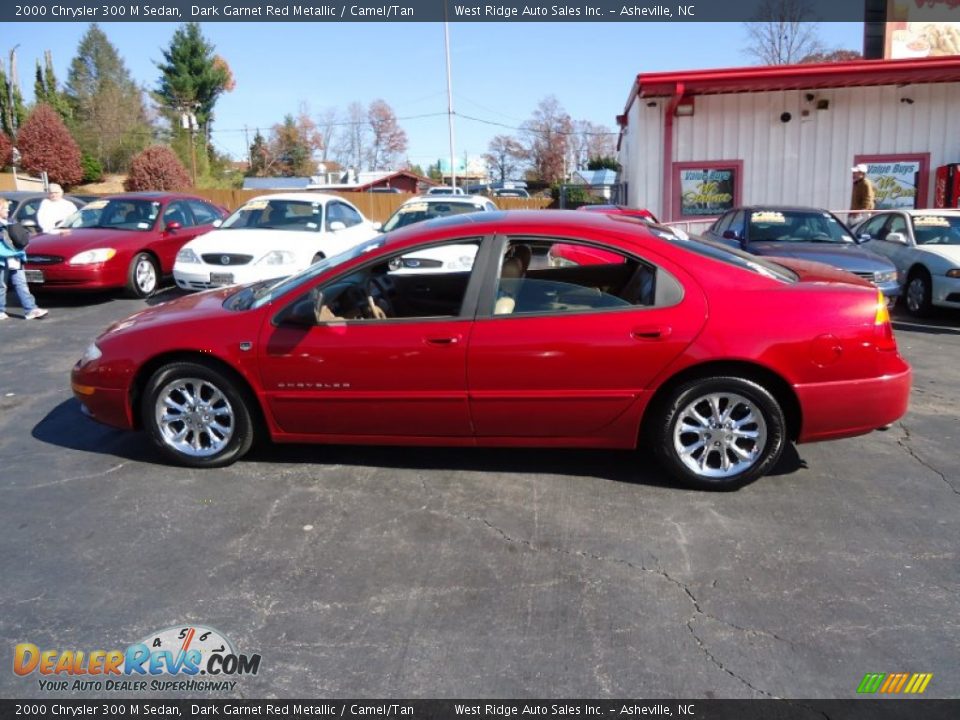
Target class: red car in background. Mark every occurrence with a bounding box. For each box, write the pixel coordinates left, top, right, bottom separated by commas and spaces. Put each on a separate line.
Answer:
71, 211, 910, 490
553, 206, 662, 266
25, 193, 227, 297
577, 204, 658, 222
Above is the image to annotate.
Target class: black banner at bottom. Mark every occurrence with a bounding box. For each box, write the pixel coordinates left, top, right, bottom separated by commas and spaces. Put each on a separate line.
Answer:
2, 700, 958, 720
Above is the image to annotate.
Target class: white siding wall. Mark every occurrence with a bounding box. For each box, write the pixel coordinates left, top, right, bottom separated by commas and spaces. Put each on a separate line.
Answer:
620, 82, 960, 219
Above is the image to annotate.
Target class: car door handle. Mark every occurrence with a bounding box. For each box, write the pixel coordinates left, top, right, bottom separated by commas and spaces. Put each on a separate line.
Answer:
425, 335, 461, 346
632, 326, 672, 340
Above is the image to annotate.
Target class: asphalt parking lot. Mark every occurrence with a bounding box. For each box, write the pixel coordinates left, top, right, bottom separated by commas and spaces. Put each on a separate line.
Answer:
1, 287, 958, 700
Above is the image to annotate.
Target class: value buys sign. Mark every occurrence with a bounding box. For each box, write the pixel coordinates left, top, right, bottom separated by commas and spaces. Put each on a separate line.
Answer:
866, 160, 921, 210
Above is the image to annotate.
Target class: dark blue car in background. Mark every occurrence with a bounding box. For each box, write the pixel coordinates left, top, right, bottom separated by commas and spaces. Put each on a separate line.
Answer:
701, 206, 900, 303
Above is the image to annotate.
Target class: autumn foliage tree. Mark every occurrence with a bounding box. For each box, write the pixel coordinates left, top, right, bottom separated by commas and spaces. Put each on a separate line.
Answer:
367, 99, 407, 170
17, 103, 84, 187
0, 131, 12, 168
124, 146, 191, 191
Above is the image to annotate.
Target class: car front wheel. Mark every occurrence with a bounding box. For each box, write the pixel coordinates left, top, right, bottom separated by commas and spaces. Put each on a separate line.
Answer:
653, 377, 786, 491
905, 269, 933, 317
142, 362, 255, 467
126, 252, 158, 298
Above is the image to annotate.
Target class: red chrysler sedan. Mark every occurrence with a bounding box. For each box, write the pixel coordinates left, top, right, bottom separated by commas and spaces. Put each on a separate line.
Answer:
25, 193, 227, 297
71, 211, 911, 490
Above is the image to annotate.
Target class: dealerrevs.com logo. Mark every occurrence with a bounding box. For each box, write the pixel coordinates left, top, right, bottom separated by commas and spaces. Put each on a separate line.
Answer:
14, 625, 261, 693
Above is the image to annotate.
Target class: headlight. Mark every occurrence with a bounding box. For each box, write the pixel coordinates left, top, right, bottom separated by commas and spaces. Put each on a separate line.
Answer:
79, 342, 102, 366
176, 247, 201, 264
874, 270, 898, 283
946, 269, 960, 279
256, 250, 296, 266
68, 248, 116, 265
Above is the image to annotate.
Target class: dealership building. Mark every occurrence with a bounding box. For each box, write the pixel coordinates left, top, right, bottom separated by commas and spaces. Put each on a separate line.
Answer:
616, 56, 960, 224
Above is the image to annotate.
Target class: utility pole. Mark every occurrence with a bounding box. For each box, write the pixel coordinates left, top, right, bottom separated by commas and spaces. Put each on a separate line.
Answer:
179, 105, 199, 187
8, 45, 20, 138
443, 19, 456, 190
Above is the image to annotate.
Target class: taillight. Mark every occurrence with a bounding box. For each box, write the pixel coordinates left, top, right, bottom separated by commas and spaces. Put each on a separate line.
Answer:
874, 290, 897, 351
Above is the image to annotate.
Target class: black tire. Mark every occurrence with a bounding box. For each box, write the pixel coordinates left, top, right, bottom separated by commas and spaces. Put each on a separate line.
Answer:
904, 268, 933, 318
141, 361, 255, 468
652, 376, 786, 491
126, 252, 159, 298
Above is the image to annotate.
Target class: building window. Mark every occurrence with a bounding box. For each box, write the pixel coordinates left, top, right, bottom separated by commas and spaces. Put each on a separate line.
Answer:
854, 153, 930, 210
672, 160, 743, 219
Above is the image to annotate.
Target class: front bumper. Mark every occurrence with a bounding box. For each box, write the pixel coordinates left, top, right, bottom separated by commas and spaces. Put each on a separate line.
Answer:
25, 261, 125, 291
932, 274, 960, 308
71, 366, 134, 430
174, 262, 294, 291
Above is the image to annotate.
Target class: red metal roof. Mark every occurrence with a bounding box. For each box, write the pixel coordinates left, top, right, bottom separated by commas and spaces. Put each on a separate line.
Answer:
626, 56, 960, 109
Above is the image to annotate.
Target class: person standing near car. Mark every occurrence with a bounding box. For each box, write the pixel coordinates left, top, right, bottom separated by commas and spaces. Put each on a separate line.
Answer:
0, 197, 48, 320
850, 164, 876, 225
36, 183, 77, 233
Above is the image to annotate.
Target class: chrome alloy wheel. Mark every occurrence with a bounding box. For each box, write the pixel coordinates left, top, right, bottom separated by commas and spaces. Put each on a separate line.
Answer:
135, 256, 157, 294
154, 377, 235, 458
672, 391, 768, 479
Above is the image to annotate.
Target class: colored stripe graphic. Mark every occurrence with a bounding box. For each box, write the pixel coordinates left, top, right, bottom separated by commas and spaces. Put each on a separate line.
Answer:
857, 673, 886, 693
857, 672, 932, 694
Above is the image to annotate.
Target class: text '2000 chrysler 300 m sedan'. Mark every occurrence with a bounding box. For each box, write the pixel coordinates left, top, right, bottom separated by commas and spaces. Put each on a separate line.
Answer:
71, 211, 911, 490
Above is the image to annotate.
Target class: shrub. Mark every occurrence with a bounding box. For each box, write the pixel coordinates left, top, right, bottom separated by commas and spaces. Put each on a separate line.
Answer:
16, 103, 84, 187
80, 153, 104, 183
124, 146, 191, 191
0, 131, 12, 168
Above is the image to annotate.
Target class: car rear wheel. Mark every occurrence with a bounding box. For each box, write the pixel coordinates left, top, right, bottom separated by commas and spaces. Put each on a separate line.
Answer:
142, 362, 254, 468
905, 269, 932, 317
126, 252, 158, 298
653, 377, 786, 491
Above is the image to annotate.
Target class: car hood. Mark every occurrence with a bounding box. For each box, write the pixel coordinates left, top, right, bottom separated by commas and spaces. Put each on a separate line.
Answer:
27, 228, 150, 255
913, 244, 960, 265
748, 242, 894, 271
183, 228, 323, 255
100, 286, 240, 338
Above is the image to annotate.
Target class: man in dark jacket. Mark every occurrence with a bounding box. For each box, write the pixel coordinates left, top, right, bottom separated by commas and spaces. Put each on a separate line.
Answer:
850, 164, 876, 225
1, 197, 48, 320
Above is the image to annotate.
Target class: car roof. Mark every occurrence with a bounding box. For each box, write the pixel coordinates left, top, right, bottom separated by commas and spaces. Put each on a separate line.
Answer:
380, 209, 662, 252
1, 191, 85, 200
237, 192, 357, 204
401, 195, 493, 206
739, 205, 835, 214
98, 192, 210, 202
901, 208, 960, 216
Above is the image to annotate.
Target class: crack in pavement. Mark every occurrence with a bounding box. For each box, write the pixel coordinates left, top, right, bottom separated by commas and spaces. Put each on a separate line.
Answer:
470, 514, 782, 698
13, 463, 128, 490
897, 422, 958, 496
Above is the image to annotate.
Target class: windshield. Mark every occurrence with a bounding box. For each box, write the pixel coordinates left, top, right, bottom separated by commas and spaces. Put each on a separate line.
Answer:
747, 210, 852, 244
911, 215, 960, 245
61, 199, 160, 232
222, 198, 324, 232
382, 201, 483, 232
227, 236, 387, 311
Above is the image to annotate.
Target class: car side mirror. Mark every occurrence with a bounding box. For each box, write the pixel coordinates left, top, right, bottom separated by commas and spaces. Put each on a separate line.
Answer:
885, 232, 907, 245
371, 221, 382, 231
722, 230, 739, 241
856, 233, 871, 244
165, 221, 182, 232
19, 219, 39, 233
278, 290, 324, 327
212, 219, 222, 228
329, 221, 346, 232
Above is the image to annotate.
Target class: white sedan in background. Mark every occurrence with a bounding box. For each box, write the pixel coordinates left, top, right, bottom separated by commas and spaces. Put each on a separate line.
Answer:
381, 195, 498, 274
855, 209, 960, 317
173, 193, 380, 291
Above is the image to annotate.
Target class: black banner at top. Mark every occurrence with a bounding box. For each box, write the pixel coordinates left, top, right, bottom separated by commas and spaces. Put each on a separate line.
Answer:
4, 0, 960, 23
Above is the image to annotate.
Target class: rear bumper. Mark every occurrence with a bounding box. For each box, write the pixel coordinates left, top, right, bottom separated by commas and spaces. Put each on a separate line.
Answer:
795, 362, 912, 443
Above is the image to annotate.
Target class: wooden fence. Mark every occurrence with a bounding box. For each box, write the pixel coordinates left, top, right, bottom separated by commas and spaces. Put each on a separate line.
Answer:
188, 188, 551, 223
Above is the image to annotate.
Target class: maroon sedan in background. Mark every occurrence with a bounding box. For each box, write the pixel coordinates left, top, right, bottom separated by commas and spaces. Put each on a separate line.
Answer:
25, 193, 227, 297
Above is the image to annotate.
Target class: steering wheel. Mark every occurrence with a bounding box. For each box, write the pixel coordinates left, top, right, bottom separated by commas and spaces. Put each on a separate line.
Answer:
366, 275, 395, 318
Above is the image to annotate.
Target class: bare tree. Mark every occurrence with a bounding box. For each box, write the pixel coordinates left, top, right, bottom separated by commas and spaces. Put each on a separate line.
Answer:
743, 0, 824, 65
568, 120, 615, 171
523, 96, 574, 185
367, 99, 407, 170
484, 134, 527, 183
334, 101, 369, 171
315, 107, 339, 162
